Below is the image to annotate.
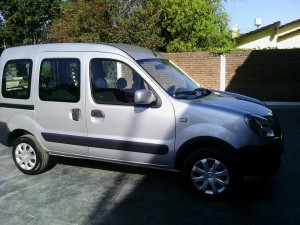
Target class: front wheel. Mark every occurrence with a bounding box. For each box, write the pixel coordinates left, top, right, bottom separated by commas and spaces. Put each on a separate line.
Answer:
12, 134, 49, 175
183, 148, 240, 198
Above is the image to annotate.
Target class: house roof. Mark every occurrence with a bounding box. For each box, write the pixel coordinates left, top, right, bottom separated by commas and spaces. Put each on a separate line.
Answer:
238, 19, 300, 39
278, 28, 300, 40
236, 18, 300, 49
278, 18, 300, 30
239, 21, 281, 39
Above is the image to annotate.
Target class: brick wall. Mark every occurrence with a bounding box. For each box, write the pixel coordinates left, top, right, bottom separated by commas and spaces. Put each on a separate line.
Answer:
164, 49, 300, 102
163, 52, 221, 89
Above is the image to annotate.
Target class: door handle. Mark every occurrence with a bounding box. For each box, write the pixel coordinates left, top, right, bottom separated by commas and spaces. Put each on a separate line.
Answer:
91, 110, 105, 118
71, 108, 81, 121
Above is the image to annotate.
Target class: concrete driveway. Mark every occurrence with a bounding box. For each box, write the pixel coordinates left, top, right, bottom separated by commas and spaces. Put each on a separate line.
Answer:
1, 106, 300, 225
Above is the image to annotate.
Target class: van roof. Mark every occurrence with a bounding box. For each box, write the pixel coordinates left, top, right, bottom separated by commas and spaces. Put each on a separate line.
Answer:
1, 43, 164, 61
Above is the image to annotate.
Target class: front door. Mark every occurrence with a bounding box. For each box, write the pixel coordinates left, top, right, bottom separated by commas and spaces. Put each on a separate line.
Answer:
35, 52, 88, 156
86, 53, 175, 166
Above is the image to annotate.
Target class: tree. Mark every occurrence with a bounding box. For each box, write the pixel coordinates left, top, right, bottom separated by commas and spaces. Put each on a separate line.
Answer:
49, 0, 164, 50
110, 0, 164, 50
161, 0, 233, 52
0, 0, 61, 47
49, 0, 115, 43
47, 0, 233, 52
0, 19, 7, 51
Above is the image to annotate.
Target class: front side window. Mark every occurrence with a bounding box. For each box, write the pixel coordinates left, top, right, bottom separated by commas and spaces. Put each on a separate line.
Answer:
2, 59, 32, 99
90, 59, 147, 105
39, 58, 80, 102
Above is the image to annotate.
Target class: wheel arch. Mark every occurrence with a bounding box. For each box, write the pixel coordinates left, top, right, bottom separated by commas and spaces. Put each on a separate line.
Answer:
175, 136, 237, 170
8, 129, 33, 146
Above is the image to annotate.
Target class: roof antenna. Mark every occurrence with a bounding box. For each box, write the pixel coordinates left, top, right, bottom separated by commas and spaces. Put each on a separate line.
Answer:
255, 18, 262, 29
152, 51, 158, 57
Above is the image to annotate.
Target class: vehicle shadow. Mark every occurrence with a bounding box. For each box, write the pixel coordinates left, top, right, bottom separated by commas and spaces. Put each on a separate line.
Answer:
47, 107, 300, 225
52, 156, 282, 225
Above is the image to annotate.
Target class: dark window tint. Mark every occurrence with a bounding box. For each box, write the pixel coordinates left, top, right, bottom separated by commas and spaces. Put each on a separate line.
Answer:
39, 59, 80, 102
2, 59, 32, 99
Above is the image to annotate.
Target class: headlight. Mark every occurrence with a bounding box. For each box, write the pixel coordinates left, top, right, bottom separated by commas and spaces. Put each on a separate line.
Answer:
245, 115, 275, 137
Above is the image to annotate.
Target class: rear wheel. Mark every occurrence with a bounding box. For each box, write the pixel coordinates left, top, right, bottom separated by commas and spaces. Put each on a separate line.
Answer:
183, 148, 240, 198
12, 134, 49, 175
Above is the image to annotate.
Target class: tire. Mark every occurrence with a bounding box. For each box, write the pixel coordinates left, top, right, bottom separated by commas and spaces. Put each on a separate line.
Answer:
183, 148, 241, 198
12, 134, 49, 175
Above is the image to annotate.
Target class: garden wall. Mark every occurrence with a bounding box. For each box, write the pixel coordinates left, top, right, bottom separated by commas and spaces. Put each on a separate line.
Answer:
164, 49, 300, 102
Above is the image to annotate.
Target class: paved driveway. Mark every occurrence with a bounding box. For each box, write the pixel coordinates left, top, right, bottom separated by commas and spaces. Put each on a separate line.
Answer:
0, 106, 300, 225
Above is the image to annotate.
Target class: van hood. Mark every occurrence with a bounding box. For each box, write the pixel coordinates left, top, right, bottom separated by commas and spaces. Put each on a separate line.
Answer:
192, 90, 272, 116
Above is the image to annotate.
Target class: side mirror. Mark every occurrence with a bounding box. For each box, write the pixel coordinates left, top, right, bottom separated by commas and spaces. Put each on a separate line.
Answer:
134, 89, 156, 105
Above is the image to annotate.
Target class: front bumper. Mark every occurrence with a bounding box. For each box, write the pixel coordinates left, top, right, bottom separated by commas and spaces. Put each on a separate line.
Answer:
237, 138, 284, 176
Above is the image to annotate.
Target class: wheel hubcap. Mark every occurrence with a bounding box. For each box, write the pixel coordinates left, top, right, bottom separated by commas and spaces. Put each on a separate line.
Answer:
15, 143, 37, 170
191, 158, 230, 195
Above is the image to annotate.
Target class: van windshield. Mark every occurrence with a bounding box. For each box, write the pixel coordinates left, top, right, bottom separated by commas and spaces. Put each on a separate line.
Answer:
137, 58, 210, 99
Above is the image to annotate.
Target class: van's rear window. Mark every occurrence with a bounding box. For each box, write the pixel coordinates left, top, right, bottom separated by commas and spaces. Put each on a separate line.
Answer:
1, 59, 32, 99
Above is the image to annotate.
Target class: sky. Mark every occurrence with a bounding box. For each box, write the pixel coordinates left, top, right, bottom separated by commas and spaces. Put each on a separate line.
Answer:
223, 0, 300, 34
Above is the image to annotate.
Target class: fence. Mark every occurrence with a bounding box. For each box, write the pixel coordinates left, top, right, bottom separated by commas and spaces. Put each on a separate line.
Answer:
164, 49, 300, 102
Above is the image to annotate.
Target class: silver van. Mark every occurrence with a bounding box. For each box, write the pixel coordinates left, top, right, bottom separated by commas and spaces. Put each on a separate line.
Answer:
0, 43, 283, 197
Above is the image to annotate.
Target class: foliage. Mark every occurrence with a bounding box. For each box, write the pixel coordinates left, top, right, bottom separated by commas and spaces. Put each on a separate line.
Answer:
49, 0, 164, 50
161, 0, 233, 52
1, 0, 234, 52
0, 0, 61, 47
110, 0, 164, 50
49, 0, 114, 42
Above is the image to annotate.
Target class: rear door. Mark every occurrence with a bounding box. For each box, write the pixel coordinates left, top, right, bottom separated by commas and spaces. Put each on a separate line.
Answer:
86, 53, 176, 167
34, 52, 88, 156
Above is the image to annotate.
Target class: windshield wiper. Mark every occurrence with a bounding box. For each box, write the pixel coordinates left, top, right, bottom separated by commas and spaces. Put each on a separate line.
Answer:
174, 88, 210, 97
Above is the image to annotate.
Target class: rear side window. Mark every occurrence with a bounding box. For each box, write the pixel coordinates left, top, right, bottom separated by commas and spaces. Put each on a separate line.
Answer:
39, 58, 80, 102
1, 59, 32, 99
